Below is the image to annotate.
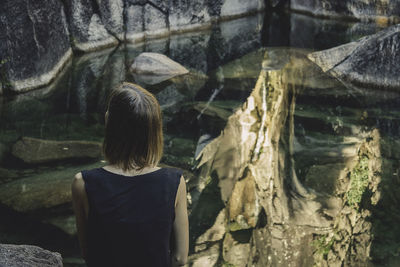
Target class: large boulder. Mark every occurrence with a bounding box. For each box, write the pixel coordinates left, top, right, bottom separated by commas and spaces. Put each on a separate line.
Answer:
130, 52, 189, 80
0, 162, 103, 213
290, 0, 400, 22
0, 244, 63, 267
308, 24, 400, 90
0, 0, 72, 93
11, 137, 102, 164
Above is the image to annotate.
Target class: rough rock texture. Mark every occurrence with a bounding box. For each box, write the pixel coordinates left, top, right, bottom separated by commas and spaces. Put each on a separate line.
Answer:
0, 162, 103, 213
221, 0, 265, 18
144, 3, 168, 38
130, 52, 189, 82
63, 0, 119, 52
0, 0, 72, 93
11, 137, 102, 164
308, 24, 400, 90
290, 0, 400, 22
0, 244, 63, 267
125, 0, 265, 42
1, 0, 266, 93
169, 0, 211, 32
187, 48, 398, 266
312, 130, 382, 267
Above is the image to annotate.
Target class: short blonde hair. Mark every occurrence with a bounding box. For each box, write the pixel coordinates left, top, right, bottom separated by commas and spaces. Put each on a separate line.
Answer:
103, 82, 163, 171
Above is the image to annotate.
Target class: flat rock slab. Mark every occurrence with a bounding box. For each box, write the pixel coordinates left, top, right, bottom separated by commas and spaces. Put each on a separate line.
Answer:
12, 137, 102, 164
0, 162, 103, 213
0, 244, 62, 267
308, 24, 400, 90
130, 53, 189, 80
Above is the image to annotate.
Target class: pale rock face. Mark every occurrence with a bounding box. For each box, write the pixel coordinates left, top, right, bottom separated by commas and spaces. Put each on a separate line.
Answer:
169, 0, 211, 31
0, 244, 63, 267
190, 243, 220, 267
64, 0, 118, 51
97, 0, 125, 40
125, 5, 145, 42
222, 232, 251, 267
195, 209, 226, 245
221, 0, 265, 17
88, 14, 112, 42
144, 4, 168, 37
130, 52, 189, 76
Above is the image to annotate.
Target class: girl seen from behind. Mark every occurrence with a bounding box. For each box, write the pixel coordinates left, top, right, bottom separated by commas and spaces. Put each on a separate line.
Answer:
71, 82, 189, 267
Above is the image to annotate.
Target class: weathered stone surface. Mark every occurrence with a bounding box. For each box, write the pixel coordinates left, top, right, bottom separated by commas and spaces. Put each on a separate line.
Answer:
195, 209, 226, 245
228, 171, 259, 230
169, 0, 211, 32
0, 0, 72, 93
189, 243, 220, 267
313, 130, 382, 267
0, 244, 63, 267
223, 232, 251, 267
308, 24, 400, 89
11, 137, 102, 164
0, 0, 268, 93
144, 4, 168, 38
0, 162, 103, 213
290, 0, 400, 22
125, 4, 145, 42
130, 52, 189, 77
304, 163, 346, 195
98, 0, 125, 40
63, 0, 118, 52
220, 0, 265, 18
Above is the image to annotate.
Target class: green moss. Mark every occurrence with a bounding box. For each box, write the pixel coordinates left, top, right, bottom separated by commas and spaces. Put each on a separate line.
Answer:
228, 222, 243, 232
312, 235, 334, 258
346, 156, 369, 207
220, 262, 236, 267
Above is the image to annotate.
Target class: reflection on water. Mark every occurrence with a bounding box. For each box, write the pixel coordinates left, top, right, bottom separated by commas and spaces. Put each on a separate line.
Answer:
0, 11, 398, 266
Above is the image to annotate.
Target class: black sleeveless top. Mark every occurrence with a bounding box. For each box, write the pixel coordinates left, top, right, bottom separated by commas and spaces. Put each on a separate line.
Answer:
81, 167, 182, 267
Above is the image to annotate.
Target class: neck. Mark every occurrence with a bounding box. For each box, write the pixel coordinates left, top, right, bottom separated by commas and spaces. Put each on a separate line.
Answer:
104, 164, 160, 176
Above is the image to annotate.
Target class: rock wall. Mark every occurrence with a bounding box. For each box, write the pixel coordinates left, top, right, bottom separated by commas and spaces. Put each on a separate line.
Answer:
0, 0, 72, 93
290, 0, 400, 23
0, 0, 265, 94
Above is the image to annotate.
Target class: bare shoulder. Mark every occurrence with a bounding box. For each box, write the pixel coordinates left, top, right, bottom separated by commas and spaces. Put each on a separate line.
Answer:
72, 172, 86, 197
175, 175, 187, 207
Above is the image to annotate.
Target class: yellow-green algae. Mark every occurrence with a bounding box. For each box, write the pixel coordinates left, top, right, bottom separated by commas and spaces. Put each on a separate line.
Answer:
346, 156, 369, 207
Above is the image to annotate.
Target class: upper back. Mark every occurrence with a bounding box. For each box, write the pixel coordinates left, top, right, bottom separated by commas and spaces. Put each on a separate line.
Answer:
81, 167, 182, 267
